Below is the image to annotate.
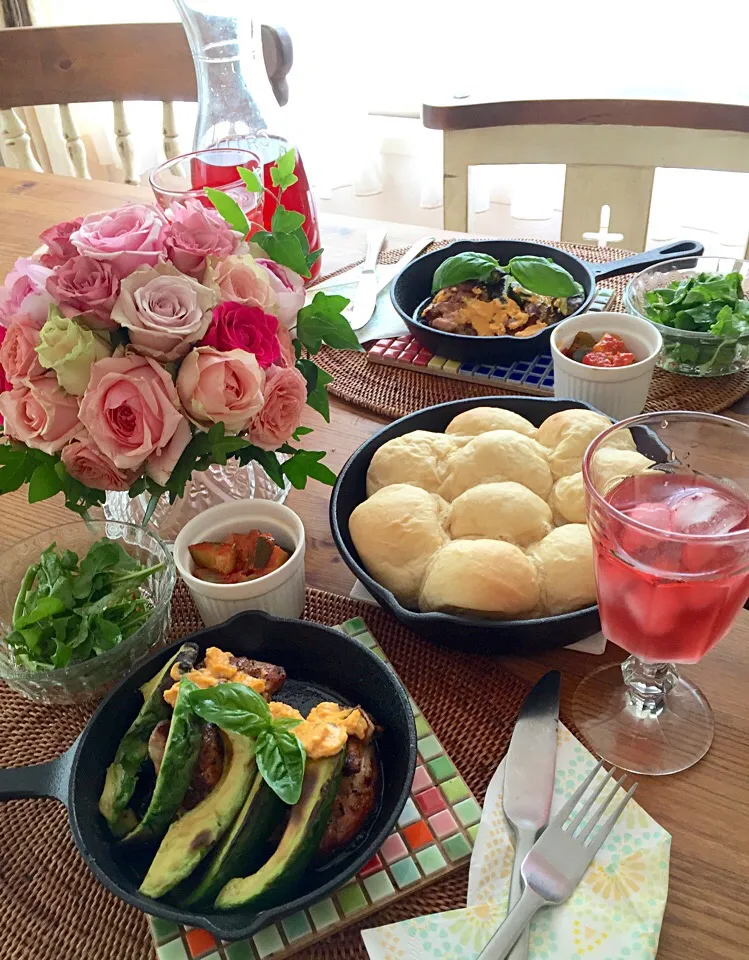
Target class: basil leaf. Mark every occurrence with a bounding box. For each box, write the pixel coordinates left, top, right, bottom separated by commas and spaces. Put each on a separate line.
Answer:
188, 681, 271, 738
432, 252, 500, 293
506, 256, 579, 298
205, 187, 250, 235
273, 716, 303, 731
256, 727, 306, 804
237, 167, 263, 193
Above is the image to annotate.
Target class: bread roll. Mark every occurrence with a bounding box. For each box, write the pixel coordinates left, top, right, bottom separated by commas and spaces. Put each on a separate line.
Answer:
590, 447, 655, 496
349, 484, 449, 607
549, 472, 586, 524
536, 409, 635, 479
366, 430, 465, 497
439, 430, 553, 502
419, 540, 540, 619
448, 481, 553, 547
527, 524, 596, 615
445, 407, 537, 439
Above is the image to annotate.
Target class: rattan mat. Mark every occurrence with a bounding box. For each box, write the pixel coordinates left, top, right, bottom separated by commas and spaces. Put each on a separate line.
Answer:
0, 582, 539, 960
316, 240, 749, 419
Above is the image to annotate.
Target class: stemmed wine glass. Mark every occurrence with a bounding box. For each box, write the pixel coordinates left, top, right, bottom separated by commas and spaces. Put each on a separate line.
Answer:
575, 411, 749, 776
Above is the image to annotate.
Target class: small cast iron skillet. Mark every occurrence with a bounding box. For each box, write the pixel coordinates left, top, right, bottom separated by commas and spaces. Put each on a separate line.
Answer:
0, 611, 417, 941
390, 238, 704, 364
330, 396, 668, 655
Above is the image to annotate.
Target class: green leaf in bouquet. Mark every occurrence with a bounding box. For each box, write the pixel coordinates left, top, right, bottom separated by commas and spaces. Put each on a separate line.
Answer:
281, 449, 337, 489
271, 206, 305, 234
205, 187, 250, 235
238, 167, 264, 193
252, 230, 311, 278
296, 293, 359, 354
28, 462, 64, 503
269, 147, 299, 190
296, 357, 334, 422
294, 227, 310, 254
235, 446, 286, 489
0, 443, 40, 494
165, 423, 251, 501
305, 248, 324, 270
292, 426, 314, 440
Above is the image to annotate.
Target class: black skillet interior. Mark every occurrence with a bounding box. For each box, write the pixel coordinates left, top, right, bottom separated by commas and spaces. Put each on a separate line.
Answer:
0, 611, 416, 941
391, 238, 704, 364
331, 396, 670, 655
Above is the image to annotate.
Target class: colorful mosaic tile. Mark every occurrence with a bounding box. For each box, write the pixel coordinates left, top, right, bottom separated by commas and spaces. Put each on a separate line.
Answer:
147, 616, 481, 960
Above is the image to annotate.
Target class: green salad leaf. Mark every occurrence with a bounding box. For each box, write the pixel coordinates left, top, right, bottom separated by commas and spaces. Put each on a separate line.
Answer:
187, 680, 308, 804
6, 539, 163, 672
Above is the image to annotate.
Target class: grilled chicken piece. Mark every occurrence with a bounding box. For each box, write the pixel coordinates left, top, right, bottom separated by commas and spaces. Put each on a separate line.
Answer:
147, 720, 225, 810
318, 738, 380, 858
230, 656, 286, 699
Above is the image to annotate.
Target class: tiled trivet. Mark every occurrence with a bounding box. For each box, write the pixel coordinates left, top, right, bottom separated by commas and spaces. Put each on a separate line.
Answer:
366, 288, 616, 397
147, 617, 482, 960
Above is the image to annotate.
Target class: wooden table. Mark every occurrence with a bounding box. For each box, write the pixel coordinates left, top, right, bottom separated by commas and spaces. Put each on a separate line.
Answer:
1, 167, 747, 959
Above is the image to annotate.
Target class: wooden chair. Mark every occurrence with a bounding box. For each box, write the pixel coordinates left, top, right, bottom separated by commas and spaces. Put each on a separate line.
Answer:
423, 96, 749, 254
0, 22, 293, 185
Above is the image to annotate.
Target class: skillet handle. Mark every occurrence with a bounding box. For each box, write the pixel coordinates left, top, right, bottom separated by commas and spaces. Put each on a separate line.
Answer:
0, 737, 78, 805
588, 240, 705, 281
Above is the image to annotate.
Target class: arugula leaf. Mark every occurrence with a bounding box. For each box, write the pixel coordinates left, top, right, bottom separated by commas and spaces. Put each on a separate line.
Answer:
271, 207, 305, 234
296, 358, 334, 422
282, 449, 337, 489
188, 681, 271, 738
252, 230, 311, 278
296, 293, 359, 354
269, 148, 299, 190
205, 187, 250, 235
15, 595, 66, 629
237, 166, 264, 193
256, 727, 306, 804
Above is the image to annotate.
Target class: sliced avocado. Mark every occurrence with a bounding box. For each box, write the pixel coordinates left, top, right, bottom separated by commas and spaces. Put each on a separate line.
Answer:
182, 772, 285, 907
99, 643, 198, 835
215, 751, 345, 911
139, 730, 256, 899
122, 675, 203, 845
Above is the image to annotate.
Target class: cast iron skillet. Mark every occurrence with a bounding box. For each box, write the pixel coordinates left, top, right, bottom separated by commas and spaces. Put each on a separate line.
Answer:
390, 238, 704, 363
330, 396, 667, 655
0, 611, 417, 941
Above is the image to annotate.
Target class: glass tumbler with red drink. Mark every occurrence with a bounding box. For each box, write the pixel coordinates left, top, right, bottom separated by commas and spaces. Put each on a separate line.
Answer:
576, 411, 749, 775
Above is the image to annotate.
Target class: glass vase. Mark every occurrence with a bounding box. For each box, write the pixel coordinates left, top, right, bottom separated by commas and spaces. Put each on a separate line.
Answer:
103, 459, 291, 544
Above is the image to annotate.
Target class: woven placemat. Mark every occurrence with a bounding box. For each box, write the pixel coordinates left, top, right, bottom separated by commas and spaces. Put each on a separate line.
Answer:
0, 582, 537, 960
316, 240, 749, 419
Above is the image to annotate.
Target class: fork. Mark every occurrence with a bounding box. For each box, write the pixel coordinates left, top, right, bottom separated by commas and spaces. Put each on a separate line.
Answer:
477, 761, 637, 960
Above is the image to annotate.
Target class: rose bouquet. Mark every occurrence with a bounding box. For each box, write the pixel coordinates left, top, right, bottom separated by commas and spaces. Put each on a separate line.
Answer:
0, 151, 359, 524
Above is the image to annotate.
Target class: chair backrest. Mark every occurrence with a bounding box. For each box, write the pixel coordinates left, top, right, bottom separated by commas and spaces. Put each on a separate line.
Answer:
423, 96, 749, 253
0, 22, 293, 184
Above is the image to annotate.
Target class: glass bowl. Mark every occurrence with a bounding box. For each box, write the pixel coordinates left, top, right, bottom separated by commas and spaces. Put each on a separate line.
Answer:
623, 256, 749, 377
0, 520, 175, 705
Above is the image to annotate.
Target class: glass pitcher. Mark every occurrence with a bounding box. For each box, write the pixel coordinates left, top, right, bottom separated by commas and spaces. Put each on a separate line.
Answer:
174, 0, 322, 278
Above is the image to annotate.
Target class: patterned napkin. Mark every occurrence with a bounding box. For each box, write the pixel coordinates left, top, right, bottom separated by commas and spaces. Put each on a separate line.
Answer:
362, 725, 670, 960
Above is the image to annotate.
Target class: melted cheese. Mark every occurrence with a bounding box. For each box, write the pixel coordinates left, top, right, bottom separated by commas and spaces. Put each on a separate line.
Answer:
268, 700, 371, 759
459, 295, 528, 337
164, 646, 265, 708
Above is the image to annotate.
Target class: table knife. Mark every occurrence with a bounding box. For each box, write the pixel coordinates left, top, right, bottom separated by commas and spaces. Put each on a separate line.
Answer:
348, 226, 388, 330
306, 235, 434, 295
502, 670, 560, 960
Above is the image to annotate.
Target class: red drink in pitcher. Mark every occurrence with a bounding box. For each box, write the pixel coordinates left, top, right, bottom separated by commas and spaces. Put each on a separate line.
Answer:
594, 469, 749, 663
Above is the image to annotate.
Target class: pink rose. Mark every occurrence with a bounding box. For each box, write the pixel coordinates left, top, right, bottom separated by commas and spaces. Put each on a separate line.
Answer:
38, 218, 84, 268
207, 255, 276, 312
0, 326, 10, 425
0, 314, 45, 383
162, 200, 240, 280
250, 365, 307, 450
70, 204, 166, 277
79, 354, 184, 470
46, 255, 121, 330
146, 417, 193, 486
177, 346, 265, 434
112, 263, 217, 362
201, 301, 280, 369
256, 259, 305, 328
276, 322, 296, 369
0, 374, 82, 454
0, 258, 54, 326
61, 433, 140, 491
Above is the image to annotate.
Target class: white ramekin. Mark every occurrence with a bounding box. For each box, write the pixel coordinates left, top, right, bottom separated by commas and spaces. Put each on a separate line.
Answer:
550, 311, 663, 419
173, 500, 306, 627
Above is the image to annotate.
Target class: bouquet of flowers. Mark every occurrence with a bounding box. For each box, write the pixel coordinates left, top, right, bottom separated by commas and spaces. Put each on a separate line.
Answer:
0, 150, 359, 524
